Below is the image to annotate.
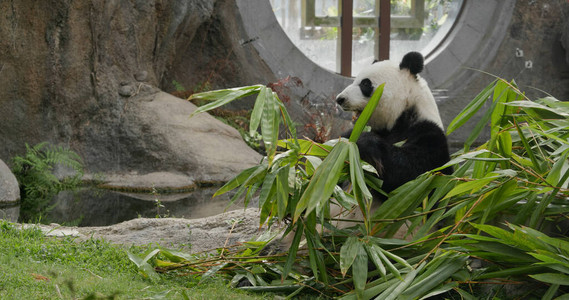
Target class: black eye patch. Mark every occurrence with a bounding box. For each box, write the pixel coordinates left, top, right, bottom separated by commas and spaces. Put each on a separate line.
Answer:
359, 78, 373, 97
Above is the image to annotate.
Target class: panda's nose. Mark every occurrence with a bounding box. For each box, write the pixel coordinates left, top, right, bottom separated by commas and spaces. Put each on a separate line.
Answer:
336, 96, 346, 106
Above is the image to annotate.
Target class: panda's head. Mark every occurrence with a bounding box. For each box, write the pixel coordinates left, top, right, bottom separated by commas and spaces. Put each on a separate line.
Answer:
336, 52, 443, 131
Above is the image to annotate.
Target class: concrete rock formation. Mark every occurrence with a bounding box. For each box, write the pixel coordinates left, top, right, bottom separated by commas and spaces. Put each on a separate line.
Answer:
26, 208, 266, 254
0, 159, 20, 222
0, 0, 269, 181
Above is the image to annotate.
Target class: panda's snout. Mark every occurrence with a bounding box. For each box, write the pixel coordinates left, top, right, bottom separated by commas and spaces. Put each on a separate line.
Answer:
336, 96, 346, 107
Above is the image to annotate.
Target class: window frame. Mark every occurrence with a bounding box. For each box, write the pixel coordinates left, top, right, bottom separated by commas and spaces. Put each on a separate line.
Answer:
303, 0, 432, 76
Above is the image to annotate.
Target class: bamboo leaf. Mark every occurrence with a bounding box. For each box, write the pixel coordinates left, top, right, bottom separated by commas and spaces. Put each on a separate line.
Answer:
506, 100, 569, 119
377, 246, 402, 280
257, 171, 276, 210
447, 79, 497, 135
333, 185, 358, 209
498, 131, 513, 158
340, 236, 361, 277
514, 120, 543, 174
530, 273, 569, 286
200, 263, 228, 283
372, 175, 434, 221
417, 282, 459, 300
365, 244, 387, 278
545, 149, 569, 187
305, 221, 328, 283
127, 250, 160, 281
529, 252, 569, 269
543, 284, 560, 300
348, 142, 372, 224
352, 245, 368, 299
261, 91, 280, 163
350, 83, 384, 143
249, 86, 267, 135
401, 254, 467, 299
432, 149, 491, 171
374, 267, 417, 300
443, 174, 502, 200
188, 85, 262, 101
464, 95, 501, 151
278, 139, 332, 157
454, 288, 478, 300
276, 166, 290, 219
380, 248, 412, 270
475, 265, 548, 280
214, 164, 266, 197
294, 141, 349, 221
282, 222, 303, 282
538, 235, 569, 254
189, 85, 263, 117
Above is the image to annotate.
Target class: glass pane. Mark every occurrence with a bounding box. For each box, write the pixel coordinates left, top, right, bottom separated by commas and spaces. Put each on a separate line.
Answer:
352, 0, 464, 75
389, 0, 464, 64
270, 0, 464, 76
315, 0, 339, 17
354, 0, 375, 17
271, 0, 338, 73
352, 27, 377, 74
392, 0, 413, 16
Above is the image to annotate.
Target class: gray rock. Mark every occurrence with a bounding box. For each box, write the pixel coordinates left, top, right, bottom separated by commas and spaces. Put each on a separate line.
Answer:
122, 91, 262, 183
0, 159, 20, 222
118, 84, 135, 97
27, 208, 270, 253
96, 172, 196, 191
134, 71, 148, 82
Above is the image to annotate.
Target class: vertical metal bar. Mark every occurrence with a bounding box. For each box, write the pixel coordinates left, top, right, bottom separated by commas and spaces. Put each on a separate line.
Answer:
340, 0, 353, 76
378, 0, 390, 61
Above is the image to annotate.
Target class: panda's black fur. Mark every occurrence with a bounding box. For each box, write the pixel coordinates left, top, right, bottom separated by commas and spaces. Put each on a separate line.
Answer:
344, 107, 452, 194
337, 52, 452, 195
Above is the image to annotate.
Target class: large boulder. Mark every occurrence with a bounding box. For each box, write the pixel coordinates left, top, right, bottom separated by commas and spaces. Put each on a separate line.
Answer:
0, 159, 19, 222
26, 208, 266, 253
85, 87, 263, 183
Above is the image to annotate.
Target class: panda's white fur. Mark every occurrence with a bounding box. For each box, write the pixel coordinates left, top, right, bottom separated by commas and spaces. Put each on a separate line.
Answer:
336, 59, 443, 132
279, 53, 451, 251
336, 52, 452, 194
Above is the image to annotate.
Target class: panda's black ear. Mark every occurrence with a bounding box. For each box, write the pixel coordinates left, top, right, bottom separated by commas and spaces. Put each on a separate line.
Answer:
399, 51, 424, 75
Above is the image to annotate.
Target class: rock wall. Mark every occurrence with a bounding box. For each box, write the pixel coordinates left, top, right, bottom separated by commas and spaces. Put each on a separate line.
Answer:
0, 0, 269, 180
562, 17, 569, 66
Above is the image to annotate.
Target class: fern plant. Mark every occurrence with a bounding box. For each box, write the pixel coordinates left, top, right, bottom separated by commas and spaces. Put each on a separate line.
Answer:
12, 142, 84, 222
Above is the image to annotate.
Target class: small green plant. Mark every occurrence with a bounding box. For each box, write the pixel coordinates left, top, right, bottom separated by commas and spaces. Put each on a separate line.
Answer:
172, 80, 186, 93
12, 142, 84, 222
151, 186, 169, 218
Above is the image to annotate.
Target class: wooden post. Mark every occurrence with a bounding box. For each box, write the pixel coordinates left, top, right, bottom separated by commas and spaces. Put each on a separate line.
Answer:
378, 0, 390, 61
340, 0, 353, 76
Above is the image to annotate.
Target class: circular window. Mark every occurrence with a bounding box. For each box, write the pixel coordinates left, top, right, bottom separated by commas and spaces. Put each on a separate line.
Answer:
270, 0, 464, 76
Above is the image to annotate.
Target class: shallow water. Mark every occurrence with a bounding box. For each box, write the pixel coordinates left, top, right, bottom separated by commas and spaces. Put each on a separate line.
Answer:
45, 187, 250, 227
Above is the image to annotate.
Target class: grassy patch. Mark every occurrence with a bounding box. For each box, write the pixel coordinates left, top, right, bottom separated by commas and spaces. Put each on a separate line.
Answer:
0, 221, 266, 299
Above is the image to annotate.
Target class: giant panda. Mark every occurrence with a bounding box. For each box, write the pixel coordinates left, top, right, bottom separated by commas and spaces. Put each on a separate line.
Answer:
336, 52, 452, 195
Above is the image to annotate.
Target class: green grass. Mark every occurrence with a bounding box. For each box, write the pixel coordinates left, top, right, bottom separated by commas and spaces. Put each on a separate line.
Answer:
0, 221, 266, 299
